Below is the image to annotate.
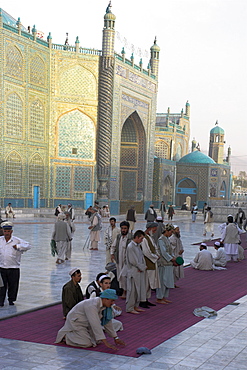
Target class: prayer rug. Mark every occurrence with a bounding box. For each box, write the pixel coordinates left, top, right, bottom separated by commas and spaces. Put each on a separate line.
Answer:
193, 232, 247, 247
0, 250, 246, 357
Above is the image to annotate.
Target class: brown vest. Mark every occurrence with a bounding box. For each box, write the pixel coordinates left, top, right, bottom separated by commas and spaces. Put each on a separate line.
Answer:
143, 234, 156, 270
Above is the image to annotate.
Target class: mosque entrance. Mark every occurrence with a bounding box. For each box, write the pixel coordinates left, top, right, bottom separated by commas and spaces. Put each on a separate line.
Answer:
176, 178, 197, 207
119, 111, 146, 213
162, 176, 173, 205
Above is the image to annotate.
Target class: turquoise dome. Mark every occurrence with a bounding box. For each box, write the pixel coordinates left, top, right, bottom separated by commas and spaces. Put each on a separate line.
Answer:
210, 126, 224, 135
178, 150, 215, 164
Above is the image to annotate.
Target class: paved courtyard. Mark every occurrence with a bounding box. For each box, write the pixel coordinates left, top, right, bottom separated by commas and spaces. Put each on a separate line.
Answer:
0, 212, 246, 369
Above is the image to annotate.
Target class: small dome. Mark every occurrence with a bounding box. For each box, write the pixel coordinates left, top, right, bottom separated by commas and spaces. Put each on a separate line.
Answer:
151, 37, 160, 52
178, 150, 216, 164
104, 11, 116, 20
210, 126, 224, 135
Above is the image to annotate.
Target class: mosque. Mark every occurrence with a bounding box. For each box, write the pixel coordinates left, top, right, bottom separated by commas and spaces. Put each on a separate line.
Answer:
0, 4, 231, 214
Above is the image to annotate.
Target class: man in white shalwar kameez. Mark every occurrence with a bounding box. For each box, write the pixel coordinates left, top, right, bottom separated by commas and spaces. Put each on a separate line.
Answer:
220, 215, 243, 262
140, 222, 160, 308
88, 208, 102, 250
213, 241, 227, 267
156, 224, 176, 304
190, 243, 213, 270
126, 230, 147, 314
56, 289, 125, 350
169, 225, 184, 287
110, 221, 132, 298
104, 218, 120, 264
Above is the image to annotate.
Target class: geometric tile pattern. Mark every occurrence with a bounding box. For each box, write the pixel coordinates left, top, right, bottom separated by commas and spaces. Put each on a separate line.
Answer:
60, 65, 96, 98
30, 55, 45, 86
30, 100, 45, 141
58, 110, 95, 159
55, 166, 71, 197
29, 154, 44, 196
155, 140, 169, 159
5, 44, 23, 79
6, 93, 23, 138
5, 151, 22, 196
74, 166, 92, 192
120, 147, 137, 167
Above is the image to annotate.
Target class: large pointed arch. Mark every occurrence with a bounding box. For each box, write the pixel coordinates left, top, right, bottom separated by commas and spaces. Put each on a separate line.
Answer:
29, 154, 45, 197
120, 111, 146, 212
176, 177, 197, 206
5, 151, 22, 196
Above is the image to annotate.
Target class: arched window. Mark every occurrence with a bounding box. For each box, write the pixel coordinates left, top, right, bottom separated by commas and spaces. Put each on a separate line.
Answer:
29, 154, 45, 197
29, 99, 45, 141
155, 140, 169, 159
58, 110, 95, 159
30, 55, 45, 86
6, 93, 23, 138
5, 152, 22, 196
5, 45, 23, 79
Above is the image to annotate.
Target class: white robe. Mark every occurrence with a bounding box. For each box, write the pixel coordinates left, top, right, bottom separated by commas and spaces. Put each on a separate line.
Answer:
213, 247, 227, 267
55, 297, 116, 348
191, 249, 213, 270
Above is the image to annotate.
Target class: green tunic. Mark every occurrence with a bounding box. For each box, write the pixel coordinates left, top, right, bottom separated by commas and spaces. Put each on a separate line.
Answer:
62, 279, 84, 317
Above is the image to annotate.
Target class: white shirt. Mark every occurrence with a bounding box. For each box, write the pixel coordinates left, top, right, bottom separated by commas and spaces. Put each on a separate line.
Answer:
0, 236, 31, 268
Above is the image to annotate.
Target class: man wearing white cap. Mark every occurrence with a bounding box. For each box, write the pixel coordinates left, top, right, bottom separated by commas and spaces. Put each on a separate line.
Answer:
56, 289, 125, 350
190, 243, 213, 270
213, 242, 227, 267
0, 221, 31, 306
88, 208, 102, 250
62, 268, 84, 319
52, 213, 72, 264
170, 225, 184, 287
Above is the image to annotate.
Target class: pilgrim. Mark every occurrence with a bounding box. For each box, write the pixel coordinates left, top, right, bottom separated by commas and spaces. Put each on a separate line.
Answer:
0, 221, 31, 306
56, 289, 125, 350
169, 225, 184, 287
190, 243, 214, 270
62, 268, 84, 318
213, 242, 227, 267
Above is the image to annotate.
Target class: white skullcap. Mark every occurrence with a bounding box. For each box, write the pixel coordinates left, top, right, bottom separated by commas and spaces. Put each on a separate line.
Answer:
57, 213, 66, 220
69, 268, 80, 276
98, 274, 110, 282
201, 242, 207, 247
1, 221, 14, 229
173, 225, 179, 229
214, 241, 221, 247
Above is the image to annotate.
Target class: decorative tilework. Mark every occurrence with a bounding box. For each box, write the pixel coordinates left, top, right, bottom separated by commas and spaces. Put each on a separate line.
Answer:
30, 100, 45, 141
60, 65, 96, 98
58, 110, 95, 159
5, 151, 22, 196
122, 94, 148, 109
121, 119, 137, 142
6, 93, 23, 138
55, 166, 71, 197
155, 140, 169, 159
29, 154, 44, 197
30, 55, 45, 86
74, 166, 92, 192
120, 147, 137, 167
5, 44, 23, 80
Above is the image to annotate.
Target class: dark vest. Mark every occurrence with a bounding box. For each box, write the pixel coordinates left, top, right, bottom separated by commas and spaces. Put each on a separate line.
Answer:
85, 281, 101, 299
114, 233, 132, 264
143, 234, 156, 270
126, 209, 136, 222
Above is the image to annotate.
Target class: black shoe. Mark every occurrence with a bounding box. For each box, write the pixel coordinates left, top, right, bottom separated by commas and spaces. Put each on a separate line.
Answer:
146, 300, 156, 307
9, 301, 14, 306
139, 302, 150, 309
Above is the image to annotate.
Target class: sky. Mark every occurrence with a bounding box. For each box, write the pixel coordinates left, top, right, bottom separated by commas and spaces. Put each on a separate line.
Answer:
1, 0, 247, 175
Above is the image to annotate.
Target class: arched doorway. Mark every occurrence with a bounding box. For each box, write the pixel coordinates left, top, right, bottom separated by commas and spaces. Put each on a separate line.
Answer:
220, 181, 226, 198
176, 178, 197, 206
162, 176, 173, 205
120, 111, 146, 213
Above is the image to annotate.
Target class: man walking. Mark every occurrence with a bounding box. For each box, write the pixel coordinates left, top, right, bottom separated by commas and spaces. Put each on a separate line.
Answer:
145, 205, 157, 222
88, 208, 102, 250
0, 221, 31, 306
52, 213, 72, 264
126, 206, 137, 234
203, 207, 214, 237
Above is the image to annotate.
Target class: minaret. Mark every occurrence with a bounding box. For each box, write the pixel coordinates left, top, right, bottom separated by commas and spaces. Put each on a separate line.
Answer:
208, 121, 225, 164
150, 37, 160, 77
191, 138, 197, 152
185, 100, 190, 117
97, 2, 116, 201
226, 146, 231, 164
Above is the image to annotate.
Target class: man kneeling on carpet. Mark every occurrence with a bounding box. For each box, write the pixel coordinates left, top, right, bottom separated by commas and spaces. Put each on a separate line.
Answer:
56, 289, 125, 350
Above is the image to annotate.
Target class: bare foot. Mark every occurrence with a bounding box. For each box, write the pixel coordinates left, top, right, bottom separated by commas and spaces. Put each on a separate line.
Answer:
156, 299, 168, 304
128, 310, 140, 314
162, 298, 172, 303
175, 284, 180, 288
134, 307, 145, 312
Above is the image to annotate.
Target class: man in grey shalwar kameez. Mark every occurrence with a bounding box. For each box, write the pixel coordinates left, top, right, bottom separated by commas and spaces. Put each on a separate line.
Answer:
56, 289, 125, 350
126, 230, 147, 314
170, 225, 184, 287
156, 224, 177, 304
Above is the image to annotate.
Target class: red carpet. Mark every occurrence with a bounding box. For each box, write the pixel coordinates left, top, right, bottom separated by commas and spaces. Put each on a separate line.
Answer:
0, 250, 246, 357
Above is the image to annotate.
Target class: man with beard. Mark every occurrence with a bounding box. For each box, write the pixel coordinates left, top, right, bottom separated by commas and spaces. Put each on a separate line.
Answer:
140, 222, 160, 308
110, 221, 132, 299
104, 218, 120, 264
169, 225, 184, 287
